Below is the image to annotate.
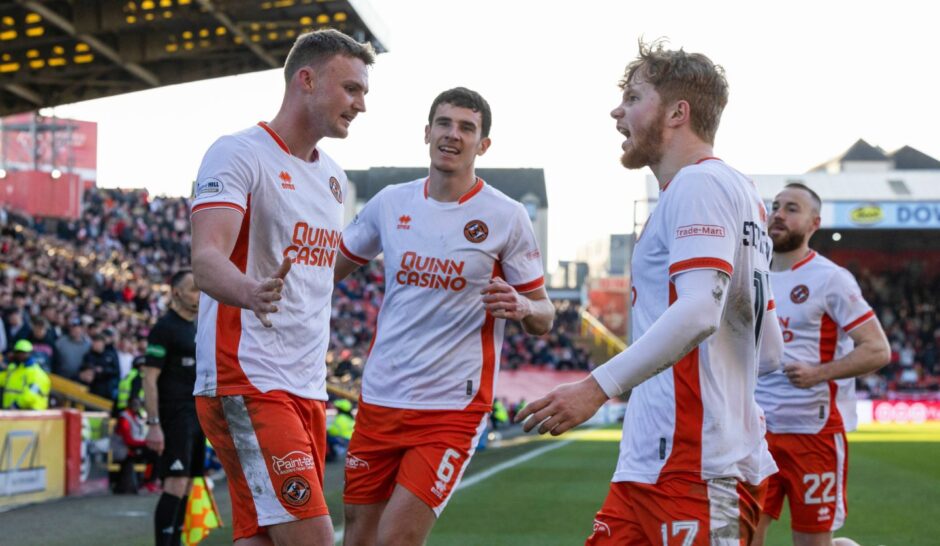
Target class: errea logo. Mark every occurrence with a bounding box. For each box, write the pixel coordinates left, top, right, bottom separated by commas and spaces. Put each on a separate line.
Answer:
592, 520, 612, 537
397, 215, 412, 230
279, 171, 295, 191
345, 454, 370, 470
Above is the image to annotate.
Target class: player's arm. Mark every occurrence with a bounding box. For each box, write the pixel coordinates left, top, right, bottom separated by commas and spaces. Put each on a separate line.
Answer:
191, 208, 290, 328
334, 252, 363, 284
759, 306, 784, 376
784, 319, 889, 388
517, 268, 728, 435
481, 281, 553, 335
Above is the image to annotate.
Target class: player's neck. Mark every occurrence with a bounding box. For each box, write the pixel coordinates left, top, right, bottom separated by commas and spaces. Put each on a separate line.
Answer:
651, 138, 714, 189
267, 110, 321, 162
427, 168, 478, 202
771, 245, 813, 272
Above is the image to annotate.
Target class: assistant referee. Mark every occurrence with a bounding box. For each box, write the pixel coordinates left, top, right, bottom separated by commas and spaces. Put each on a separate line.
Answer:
143, 270, 203, 546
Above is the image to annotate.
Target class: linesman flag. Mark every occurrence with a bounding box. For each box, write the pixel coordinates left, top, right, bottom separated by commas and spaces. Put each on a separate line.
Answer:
183, 477, 223, 545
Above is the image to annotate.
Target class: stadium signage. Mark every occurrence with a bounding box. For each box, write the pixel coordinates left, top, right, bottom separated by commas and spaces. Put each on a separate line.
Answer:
0, 412, 66, 508
829, 201, 940, 229
872, 400, 940, 423
848, 204, 884, 225
0, 430, 45, 496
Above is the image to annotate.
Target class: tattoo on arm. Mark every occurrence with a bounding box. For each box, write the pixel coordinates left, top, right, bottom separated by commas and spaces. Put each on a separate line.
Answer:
712, 271, 730, 306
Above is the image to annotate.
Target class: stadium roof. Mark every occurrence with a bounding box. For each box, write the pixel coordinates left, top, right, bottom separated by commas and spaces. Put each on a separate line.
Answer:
0, 0, 388, 116
889, 145, 940, 170
347, 167, 549, 208
810, 139, 940, 173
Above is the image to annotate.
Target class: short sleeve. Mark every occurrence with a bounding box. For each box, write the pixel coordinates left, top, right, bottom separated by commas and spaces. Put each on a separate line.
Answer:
191, 135, 255, 216
499, 204, 545, 293
144, 322, 169, 370
663, 172, 737, 278
340, 189, 385, 265
825, 269, 875, 332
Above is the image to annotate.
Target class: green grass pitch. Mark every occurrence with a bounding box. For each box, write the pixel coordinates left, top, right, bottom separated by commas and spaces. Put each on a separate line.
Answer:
12, 422, 934, 545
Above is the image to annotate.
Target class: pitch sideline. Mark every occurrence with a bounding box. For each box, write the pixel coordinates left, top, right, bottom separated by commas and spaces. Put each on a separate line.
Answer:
332, 437, 575, 544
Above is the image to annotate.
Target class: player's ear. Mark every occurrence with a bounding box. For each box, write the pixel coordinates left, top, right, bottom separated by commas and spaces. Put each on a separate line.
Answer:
667, 100, 690, 128
296, 66, 316, 93
424, 125, 431, 145
477, 137, 491, 156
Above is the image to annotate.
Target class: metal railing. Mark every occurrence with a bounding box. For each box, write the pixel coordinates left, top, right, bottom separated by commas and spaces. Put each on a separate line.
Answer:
579, 309, 627, 363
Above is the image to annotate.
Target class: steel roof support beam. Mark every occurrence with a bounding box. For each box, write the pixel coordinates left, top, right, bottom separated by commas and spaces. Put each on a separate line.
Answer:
16, 0, 161, 87
4, 83, 43, 105
195, 0, 279, 69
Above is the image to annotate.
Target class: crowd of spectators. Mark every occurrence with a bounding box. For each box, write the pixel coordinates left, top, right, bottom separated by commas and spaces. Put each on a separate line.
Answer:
0, 187, 594, 407
501, 299, 593, 371
0, 187, 181, 403
855, 267, 939, 397
18, 187, 938, 406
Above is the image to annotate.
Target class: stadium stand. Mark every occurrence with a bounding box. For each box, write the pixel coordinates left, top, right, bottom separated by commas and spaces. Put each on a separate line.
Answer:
2, 185, 936, 408
7, 190, 933, 408
0, 187, 594, 409
855, 268, 939, 396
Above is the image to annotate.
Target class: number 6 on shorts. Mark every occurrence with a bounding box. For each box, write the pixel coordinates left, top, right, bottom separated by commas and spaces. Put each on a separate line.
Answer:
434, 448, 460, 490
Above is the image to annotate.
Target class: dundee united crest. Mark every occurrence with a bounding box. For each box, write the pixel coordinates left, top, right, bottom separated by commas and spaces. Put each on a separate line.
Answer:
463, 220, 489, 243
790, 284, 810, 304
281, 476, 311, 506
329, 176, 343, 203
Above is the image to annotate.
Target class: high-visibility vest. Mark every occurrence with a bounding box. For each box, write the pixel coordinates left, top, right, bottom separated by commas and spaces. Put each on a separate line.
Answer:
0, 359, 51, 410
493, 400, 509, 423
115, 368, 144, 411
327, 412, 355, 440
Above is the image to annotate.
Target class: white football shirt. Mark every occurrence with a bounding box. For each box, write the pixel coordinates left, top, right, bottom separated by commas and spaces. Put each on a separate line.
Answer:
756, 252, 875, 434
615, 158, 777, 486
340, 178, 545, 411
191, 122, 348, 400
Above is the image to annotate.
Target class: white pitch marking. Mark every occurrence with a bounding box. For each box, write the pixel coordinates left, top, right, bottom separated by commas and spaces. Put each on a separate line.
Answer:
332, 438, 574, 544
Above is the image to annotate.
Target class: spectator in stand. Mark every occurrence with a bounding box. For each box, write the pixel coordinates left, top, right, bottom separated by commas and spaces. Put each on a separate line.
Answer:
4, 306, 31, 347
54, 318, 91, 379
116, 336, 137, 379
27, 317, 56, 372
79, 333, 120, 400
101, 327, 122, 375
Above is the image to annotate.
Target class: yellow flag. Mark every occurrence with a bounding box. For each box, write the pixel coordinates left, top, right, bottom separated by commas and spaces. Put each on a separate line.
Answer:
183, 477, 223, 545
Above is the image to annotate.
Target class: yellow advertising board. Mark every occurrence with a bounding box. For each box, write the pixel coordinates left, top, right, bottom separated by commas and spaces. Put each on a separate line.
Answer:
0, 411, 66, 508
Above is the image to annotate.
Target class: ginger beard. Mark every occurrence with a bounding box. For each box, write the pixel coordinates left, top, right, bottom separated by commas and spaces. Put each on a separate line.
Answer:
621, 103, 666, 170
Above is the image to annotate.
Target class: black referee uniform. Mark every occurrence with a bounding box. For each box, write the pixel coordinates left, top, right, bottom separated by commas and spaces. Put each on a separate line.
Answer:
144, 308, 205, 481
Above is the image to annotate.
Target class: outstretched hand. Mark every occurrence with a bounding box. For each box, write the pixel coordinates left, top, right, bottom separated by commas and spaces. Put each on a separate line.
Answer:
515, 376, 609, 436
251, 257, 291, 328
